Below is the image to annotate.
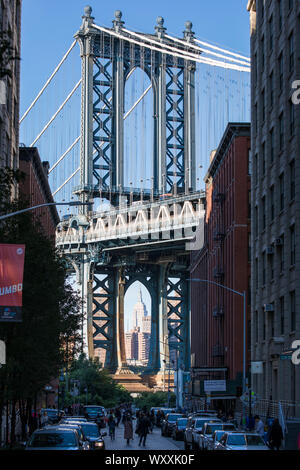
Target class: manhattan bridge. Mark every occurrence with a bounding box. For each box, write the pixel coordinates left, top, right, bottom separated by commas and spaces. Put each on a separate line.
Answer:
20, 7, 250, 389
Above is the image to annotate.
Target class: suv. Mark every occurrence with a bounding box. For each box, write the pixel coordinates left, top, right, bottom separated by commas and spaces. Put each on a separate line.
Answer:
161, 413, 184, 437
184, 417, 221, 450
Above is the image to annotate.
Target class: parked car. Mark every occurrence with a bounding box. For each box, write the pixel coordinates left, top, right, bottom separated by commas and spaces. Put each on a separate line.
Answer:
184, 417, 221, 450
197, 422, 236, 450
60, 417, 88, 424
83, 405, 106, 425
40, 408, 61, 424
44, 424, 90, 450
79, 422, 107, 450
155, 408, 175, 427
25, 428, 87, 450
171, 418, 188, 441
215, 432, 270, 450
207, 429, 229, 450
161, 413, 185, 437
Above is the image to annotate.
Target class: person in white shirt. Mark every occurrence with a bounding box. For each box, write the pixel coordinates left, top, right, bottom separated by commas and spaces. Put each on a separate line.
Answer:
254, 415, 265, 437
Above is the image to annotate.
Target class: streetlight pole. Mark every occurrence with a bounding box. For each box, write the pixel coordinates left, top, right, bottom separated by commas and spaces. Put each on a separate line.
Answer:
189, 278, 247, 423
0, 201, 89, 221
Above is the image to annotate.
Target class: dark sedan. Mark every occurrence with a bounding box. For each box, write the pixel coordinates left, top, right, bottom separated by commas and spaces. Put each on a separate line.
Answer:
161, 413, 185, 437
171, 418, 188, 441
80, 422, 106, 450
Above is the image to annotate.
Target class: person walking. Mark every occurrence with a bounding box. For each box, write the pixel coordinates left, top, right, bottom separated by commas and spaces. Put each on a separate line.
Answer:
115, 407, 121, 427
138, 413, 151, 447
40, 411, 49, 428
123, 414, 134, 446
108, 413, 116, 441
268, 419, 283, 450
254, 415, 265, 438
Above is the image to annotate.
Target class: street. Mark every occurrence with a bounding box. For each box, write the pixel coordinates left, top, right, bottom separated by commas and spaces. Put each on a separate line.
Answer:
104, 423, 184, 451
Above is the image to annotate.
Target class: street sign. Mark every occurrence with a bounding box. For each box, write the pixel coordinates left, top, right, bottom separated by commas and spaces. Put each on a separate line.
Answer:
204, 380, 226, 392
240, 390, 257, 406
251, 361, 263, 374
280, 354, 292, 360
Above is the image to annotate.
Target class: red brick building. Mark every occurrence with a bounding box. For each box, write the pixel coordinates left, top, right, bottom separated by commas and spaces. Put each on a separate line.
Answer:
19, 146, 59, 241
190, 123, 251, 409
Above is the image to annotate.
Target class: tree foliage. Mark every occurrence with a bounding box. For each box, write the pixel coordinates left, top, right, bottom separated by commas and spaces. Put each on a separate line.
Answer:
133, 391, 176, 411
63, 354, 132, 409
0, 168, 83, 442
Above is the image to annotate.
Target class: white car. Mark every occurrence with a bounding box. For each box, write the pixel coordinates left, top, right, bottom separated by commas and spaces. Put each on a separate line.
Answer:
215, 432, 270, 450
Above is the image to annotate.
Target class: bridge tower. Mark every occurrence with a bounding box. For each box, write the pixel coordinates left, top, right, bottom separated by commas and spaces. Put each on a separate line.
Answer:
57, 7, 205, 383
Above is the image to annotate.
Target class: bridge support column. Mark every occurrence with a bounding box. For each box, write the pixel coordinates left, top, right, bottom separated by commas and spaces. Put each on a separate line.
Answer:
80, 255, 93, 357
115, 268, 130, 373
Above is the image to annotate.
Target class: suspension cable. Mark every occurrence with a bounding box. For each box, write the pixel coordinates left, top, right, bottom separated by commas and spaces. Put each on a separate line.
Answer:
52, 167, 80, 196
92, 24, 250, 73
123, 27, 250, 67
49, 136, 80, 174
29, 79, 82, 147
20, 40, 77, 124
194, 38, 250, 62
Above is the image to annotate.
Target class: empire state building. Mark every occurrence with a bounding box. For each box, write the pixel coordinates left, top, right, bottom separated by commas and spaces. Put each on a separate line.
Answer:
125, 288, 151, 364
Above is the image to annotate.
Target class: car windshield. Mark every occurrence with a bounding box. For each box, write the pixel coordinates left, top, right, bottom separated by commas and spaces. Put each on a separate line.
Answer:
194, 419, 207, 429
84, 407, 104, 416
168, 414, 182, 422
214, 431, 225, 441
28, 432, 77, 448
245, 435, 266, 446
227, 434, 247, 446
80, 424, 100, 438
177, 419, 187, 426
206, 424, 223, 434
42, 409, 57, 417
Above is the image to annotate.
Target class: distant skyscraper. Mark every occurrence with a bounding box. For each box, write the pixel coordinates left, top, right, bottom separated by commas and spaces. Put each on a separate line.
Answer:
125, 288, 151, 365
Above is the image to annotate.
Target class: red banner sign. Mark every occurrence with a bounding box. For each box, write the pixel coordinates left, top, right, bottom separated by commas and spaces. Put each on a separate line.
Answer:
0, 244, 25, 322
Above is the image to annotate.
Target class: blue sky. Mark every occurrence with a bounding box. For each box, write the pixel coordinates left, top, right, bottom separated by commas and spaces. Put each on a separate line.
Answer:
20, 0, 250, 114
20, 1, 251, 317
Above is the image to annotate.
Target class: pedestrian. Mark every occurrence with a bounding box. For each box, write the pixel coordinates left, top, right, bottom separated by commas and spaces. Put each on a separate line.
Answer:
40, 411, 49, 428
254, 415, 265, 437
115, 407, 121, 427
138, 413, 151, 447
123, 414, 133, 446
268, 419, 283, 450
108, 413, 116, 441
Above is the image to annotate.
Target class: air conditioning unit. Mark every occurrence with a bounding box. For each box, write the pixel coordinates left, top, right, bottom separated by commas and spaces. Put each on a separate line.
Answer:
264, 303, 274, 312
275, 238, 283, 246
213, 306, 224, 317
266, 245, 274, 255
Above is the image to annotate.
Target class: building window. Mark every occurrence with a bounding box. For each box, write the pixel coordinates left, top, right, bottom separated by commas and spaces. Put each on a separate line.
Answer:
248, 232, 251, 261
254, 153, 258, 183
262, 251, 266, 285
279, 235, 284, 273
248, 190, 251, 219
278, 53, 283, 92
278, 0, 283, 31
279, 113, 284, 150
290, 290, 296, 332
290, 225, 295, 266
279, 173, 284, 211
261, 142, 265, 175
270, 128, 274, 164
261, 89, 265, 122
289, 32, 294, 73
290, 99, 295, 136
270, 185, 275, 221
248, 149, 252, 175
290, 159, 295, 200
280, 296, 284, 335
255, 206, 258, 237
269, 72, 274, 107
269, 15, 273, 51
254, 103, 258, 134
262, 196, 266, 230
262, 309, 266, 340
269, 252, 274, 281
